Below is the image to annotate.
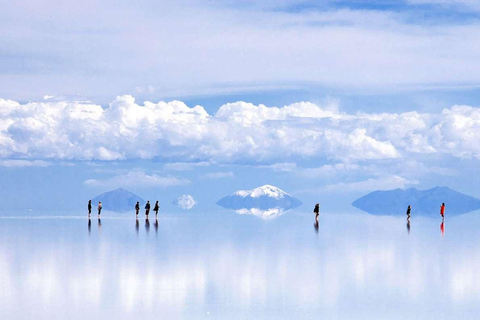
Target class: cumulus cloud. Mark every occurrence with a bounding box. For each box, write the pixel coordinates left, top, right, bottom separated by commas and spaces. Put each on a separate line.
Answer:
0, 96, 479, 164
84, 171, 190, 188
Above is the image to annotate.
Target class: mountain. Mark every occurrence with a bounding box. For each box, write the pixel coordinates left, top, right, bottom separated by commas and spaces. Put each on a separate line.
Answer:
91, 188, 144, 212
217, 185, 302, 212
174, 195, 197, 209
352, 186, 480, 216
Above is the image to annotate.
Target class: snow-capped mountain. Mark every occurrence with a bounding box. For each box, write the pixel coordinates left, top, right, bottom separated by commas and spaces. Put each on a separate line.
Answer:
234, 185, 289, 199
217, 185, 302, 212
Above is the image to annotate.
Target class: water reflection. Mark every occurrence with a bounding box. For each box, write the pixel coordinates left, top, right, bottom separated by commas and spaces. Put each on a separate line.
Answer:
145, 219, 150, 234
88, 219, 91, 235
2, 214, 480, 319
314, 219, 319, 235
441, 220, 445, 238
98, 218, 102, 233
235, 207, 289, 220
154, 220, 158, 236
406, 219, 411, 235
135, 219, 139, 236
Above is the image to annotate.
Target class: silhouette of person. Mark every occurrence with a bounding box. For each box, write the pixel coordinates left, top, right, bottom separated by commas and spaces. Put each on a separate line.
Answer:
145, 201, 150, 218
406, 205, 411, 220
154, 201, 159, 219
440, 203, 445, 219
406, 220, 411, 234
88, 200, 92, 217
313, 203, 320, 220
145, 218, 150, 233
97, 201, 102, 217
440, 220, 445, 238
135, 201, 140, 217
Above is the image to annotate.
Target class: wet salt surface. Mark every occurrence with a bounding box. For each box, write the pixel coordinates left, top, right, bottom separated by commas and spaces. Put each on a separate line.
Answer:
1, 211, 480, 320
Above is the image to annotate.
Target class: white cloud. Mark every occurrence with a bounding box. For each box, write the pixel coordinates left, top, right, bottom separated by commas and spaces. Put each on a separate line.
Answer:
3, 1, 480, 100
174, 195, 197, 209
163, 162, 211, 171
322, 175, 420, 193
1, 96, 480, 164
84, 171, 190, 188
258, 162, 297, 172
0, 160, 50, 168
202, 171, 234, 179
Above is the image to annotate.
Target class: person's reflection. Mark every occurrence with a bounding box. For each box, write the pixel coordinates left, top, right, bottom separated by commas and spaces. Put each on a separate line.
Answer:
314, 219, 319, 235
135, 218, 139, 236
98, 218, 102, 233
145, 218, 150, 234
154, 219, 159, 237
406, 219, 411, 235
440, 220, 445, 238
88, 218, 91, 235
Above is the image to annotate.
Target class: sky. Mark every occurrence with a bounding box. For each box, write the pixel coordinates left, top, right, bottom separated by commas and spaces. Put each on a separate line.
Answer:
1, 0, 480, 213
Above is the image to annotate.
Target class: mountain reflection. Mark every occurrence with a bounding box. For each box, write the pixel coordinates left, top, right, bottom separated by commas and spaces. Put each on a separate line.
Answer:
234, 207, 289, 220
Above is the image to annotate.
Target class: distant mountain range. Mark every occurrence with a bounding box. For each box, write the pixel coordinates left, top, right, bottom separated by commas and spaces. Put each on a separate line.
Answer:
352, 186, 480, 216
217, 185, 302, 219
91, 188, 144, 212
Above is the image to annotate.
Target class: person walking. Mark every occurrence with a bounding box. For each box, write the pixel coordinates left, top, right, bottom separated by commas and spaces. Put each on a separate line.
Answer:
135, 201, 140, 217
145, 201, 150, 218
406, 205, 411, 220
97, 201, 102, 217
440, 203, 445, 219
154, 201, 159, 219
88, 200, 92, 217
313, 203, 320, 220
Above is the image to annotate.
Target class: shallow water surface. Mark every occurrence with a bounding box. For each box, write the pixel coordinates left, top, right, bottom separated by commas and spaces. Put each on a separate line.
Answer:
1, 211, 480, 319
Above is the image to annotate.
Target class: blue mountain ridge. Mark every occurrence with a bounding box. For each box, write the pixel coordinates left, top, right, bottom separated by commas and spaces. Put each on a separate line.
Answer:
91, 188, 144, 212
352, 186, 480, 216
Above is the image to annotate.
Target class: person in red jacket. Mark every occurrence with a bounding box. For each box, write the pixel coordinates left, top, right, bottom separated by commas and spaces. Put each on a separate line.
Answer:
440, 203, 445, 219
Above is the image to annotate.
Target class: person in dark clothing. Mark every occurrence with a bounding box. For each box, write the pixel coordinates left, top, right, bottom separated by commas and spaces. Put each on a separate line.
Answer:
154, 201, 159, 219
313, 203, 320, 220
88, 200, 92, 217
145, 201, 150, 217
406, 205, 411, 220
135, 201, 140, 217
97, 201, 102, 217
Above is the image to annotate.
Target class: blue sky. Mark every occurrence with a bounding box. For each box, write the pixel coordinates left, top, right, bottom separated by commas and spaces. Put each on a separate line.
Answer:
1, 0, 480, 213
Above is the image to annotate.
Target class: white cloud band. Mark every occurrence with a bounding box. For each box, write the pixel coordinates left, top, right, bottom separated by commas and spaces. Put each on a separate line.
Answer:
0, 96, 479, 163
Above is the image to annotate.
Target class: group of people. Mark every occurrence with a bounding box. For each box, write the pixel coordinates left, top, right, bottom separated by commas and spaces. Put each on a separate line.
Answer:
313, 202, 447, 221
87, 200, 160, 218
87, 200, 101, 218
405, 202, 445, 220
135, 200, 160, 219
